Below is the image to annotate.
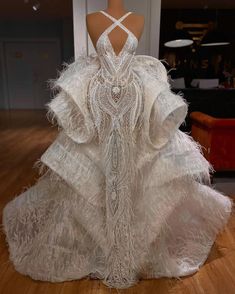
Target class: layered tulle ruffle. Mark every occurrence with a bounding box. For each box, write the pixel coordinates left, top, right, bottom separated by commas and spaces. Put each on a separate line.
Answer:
2, 53, 233, 289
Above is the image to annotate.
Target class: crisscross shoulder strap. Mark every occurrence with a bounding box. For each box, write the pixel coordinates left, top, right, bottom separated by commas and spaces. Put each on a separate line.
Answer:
99, 10, 133, 34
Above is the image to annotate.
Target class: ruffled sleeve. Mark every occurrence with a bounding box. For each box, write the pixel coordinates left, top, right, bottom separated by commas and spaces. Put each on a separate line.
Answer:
46, 53, 100, 144
148, 84, 188, 150
132, 55, 188, 151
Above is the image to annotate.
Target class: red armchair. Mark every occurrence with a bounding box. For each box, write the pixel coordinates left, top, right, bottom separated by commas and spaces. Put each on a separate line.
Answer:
190, 111, 235, 172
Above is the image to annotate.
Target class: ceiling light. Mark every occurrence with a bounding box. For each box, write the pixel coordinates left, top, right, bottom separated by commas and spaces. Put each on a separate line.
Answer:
201, 8, 230, 47
164, 30, 193, 48
201, 30, 230, 47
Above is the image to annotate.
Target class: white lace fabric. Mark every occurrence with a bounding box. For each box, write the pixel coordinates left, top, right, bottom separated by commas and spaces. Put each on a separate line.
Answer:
1, 10, 233, 290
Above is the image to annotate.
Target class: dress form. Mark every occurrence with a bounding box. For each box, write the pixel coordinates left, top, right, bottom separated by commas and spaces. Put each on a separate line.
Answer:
86, 0, 144, 56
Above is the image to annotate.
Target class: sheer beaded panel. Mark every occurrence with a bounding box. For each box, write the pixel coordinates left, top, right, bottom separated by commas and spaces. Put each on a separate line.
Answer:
87, 10, 145, 288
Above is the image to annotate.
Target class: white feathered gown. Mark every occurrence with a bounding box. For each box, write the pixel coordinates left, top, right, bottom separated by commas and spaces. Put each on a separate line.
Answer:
1, 10, 233, 290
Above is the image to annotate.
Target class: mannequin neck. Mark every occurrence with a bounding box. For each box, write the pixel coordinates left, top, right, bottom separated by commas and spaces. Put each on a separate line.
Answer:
107, 0, 126, 13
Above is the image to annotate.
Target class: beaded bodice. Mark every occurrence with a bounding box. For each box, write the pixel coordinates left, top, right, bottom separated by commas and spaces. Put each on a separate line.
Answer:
95, 10, 138, 79
88, 10, 144, 142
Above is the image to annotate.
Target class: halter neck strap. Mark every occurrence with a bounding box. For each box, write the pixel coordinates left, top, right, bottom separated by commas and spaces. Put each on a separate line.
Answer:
99, 10, 133, 35
100, 10, 132, 23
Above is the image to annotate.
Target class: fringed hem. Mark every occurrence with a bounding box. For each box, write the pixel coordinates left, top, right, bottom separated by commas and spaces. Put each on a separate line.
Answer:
1, 167, 107, 283
134, 176, 233, 280
1, 161, 233, 289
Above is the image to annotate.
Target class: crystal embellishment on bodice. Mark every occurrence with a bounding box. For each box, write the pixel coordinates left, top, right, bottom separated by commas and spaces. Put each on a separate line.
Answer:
87, 11, 145, 287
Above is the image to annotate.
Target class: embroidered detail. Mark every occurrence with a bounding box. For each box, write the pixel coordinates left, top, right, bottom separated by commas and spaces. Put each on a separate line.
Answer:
87, 10, 143, 288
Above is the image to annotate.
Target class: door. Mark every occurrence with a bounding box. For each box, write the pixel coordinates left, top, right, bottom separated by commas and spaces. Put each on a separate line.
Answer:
5, 40, 61, 109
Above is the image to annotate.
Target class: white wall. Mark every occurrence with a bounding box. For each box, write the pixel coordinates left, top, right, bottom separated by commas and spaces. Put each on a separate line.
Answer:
72, 0, 88, 57
73, 0, 161, 58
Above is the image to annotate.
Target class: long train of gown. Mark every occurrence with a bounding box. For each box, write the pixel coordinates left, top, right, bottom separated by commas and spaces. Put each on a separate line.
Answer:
1, 33, 233, 289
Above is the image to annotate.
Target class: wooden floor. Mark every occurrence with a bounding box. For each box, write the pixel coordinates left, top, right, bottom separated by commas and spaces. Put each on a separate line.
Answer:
0, 110, 235, 294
